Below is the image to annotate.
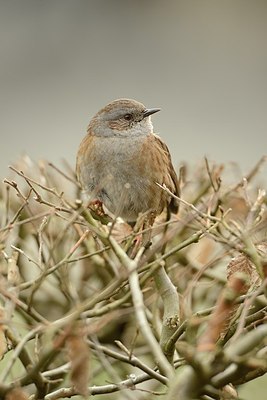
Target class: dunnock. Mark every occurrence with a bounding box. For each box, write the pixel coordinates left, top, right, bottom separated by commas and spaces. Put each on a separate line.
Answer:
76, 99, 179, 224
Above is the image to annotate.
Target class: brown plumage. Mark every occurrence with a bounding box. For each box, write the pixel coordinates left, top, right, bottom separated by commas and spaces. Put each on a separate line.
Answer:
76, 98, 179, 223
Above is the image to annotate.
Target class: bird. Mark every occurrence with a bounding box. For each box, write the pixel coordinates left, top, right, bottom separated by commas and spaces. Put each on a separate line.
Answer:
76, 98, 179, 226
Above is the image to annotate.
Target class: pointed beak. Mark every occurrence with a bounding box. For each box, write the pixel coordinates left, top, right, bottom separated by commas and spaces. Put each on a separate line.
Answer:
143, 108, 161, 118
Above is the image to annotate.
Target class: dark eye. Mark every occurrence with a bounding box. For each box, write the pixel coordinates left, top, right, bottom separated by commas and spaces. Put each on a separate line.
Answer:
124, 113, 133, 121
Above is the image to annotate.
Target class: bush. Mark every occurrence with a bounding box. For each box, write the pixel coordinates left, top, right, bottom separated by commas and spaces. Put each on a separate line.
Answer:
0, 156, 266, 399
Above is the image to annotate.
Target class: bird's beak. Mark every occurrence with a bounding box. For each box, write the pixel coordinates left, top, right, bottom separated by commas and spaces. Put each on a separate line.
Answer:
143, 108, 161, 118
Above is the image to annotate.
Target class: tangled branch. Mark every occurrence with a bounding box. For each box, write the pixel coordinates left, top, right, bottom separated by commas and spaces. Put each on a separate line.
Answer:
0, 156, 266, 399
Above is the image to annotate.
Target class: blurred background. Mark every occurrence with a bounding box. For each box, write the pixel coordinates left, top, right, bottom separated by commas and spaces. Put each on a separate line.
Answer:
1, 0, 267, 179
0, 1, 267, 398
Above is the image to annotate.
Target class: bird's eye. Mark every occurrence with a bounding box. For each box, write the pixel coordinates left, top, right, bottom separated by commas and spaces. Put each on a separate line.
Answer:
124, 113, 132, 121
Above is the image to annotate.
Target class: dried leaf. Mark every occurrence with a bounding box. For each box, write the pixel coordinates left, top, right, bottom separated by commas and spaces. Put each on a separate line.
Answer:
197, 273, 248, 351
227, 253, 261, 291
5, 388, 28, 400
67, 326, 90, 397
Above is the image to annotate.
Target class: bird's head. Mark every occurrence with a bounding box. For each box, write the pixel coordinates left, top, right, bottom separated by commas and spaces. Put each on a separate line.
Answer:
88, 98, 160, 137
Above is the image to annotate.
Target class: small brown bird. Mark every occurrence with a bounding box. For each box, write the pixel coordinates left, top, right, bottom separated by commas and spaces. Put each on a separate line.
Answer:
76, 98, 179, 224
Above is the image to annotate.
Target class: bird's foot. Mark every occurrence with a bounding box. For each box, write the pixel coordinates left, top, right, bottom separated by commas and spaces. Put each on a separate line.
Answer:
88, 199, 106, 217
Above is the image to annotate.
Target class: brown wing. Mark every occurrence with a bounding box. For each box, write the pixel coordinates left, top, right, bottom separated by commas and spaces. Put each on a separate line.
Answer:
154, 135, 180, 214
76, 133, 95, 188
